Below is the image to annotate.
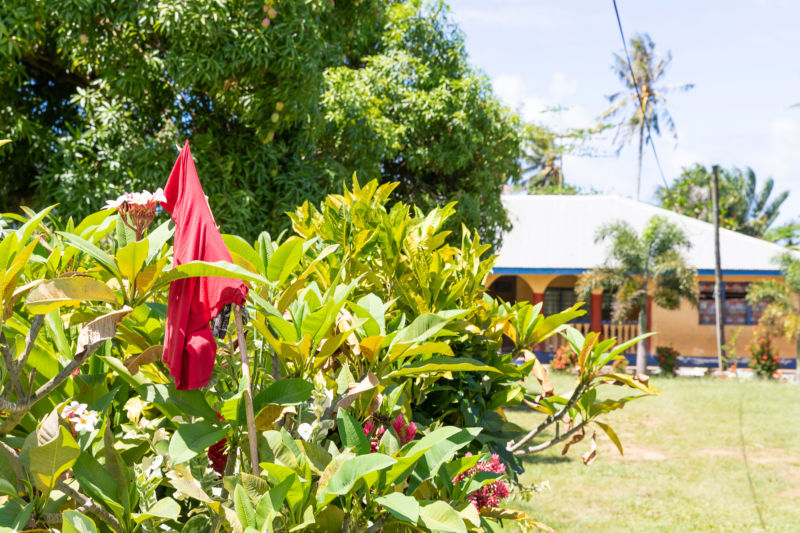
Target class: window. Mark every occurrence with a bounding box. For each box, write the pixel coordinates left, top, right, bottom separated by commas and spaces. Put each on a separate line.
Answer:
544, 288, 588, 322
489, 276, 516, 304
698, 281, 762, 325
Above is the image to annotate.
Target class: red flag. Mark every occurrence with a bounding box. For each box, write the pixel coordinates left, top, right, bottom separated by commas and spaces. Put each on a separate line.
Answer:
160, 141, 248, 389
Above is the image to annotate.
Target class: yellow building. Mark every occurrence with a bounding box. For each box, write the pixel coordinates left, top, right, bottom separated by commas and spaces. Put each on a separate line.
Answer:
488, 195, 796, 368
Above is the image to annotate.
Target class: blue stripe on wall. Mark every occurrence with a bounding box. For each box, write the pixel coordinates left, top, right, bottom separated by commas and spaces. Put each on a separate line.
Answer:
531, 351, 797, 370
493, 267, 782, 276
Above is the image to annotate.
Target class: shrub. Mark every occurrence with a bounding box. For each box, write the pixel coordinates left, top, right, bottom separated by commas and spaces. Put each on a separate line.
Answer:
655, 345, 680, 376
0, 178, 657, 532
747, 333, 781, 378
551, 345, 578, 372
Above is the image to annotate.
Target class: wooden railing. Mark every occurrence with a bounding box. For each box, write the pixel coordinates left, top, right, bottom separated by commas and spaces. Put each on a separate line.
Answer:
540, 322, 639, 354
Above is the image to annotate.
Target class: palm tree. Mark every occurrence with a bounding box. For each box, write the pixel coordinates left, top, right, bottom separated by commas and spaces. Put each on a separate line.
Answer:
748, 253, 800, 383
656, 164, 789, 237
601, 34, 693, 200
577, 216, 698, 375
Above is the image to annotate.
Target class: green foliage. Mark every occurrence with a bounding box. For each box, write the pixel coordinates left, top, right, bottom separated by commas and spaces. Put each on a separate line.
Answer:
747, 334, 780, 378
748, 252, 800, 383
0, 180, 655, 530
0, 0, 522, 246
518, 120, 606, 194
655, 345, 680, 376
577, 215, 698, 373
657, 164, 789, 237
602, 33, 693, 198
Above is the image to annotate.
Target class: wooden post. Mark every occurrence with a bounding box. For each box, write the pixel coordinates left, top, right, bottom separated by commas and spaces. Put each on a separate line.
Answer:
233, 305, 259, 475
712, 165, 726, 371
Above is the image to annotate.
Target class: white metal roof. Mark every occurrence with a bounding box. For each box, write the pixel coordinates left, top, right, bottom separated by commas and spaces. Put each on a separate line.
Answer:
494, 195, 791, 275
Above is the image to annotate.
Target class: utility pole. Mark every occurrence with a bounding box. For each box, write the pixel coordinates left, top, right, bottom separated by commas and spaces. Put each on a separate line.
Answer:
712, 165, 726, 371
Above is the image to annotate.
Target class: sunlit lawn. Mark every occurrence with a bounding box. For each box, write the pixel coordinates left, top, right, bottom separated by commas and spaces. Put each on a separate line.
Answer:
504, 374, 800, 533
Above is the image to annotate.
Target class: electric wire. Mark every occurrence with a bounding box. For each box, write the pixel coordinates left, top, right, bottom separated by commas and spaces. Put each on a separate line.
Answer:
611, 0, 671, 192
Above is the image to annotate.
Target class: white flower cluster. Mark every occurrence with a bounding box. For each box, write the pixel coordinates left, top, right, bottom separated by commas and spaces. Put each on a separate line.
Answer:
104, 188, 166, 210
62, 401, 100, 433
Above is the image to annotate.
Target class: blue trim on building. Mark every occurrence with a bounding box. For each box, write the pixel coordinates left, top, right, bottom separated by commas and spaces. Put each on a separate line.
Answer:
493, 267, 783, 276
492, 268, 586, 275
532, 350, 797, 370
695, 269, 782, 276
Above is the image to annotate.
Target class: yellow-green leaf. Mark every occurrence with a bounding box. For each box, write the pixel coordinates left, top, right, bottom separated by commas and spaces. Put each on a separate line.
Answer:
25, 277, 117, 314
117, 239, 149, 282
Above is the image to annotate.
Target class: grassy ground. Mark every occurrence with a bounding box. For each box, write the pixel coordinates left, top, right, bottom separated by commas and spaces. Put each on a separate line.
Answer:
504, 374, 800, 533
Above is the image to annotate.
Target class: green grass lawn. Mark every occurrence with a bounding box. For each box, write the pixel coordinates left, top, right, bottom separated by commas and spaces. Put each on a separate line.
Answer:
505, 374, 800, 533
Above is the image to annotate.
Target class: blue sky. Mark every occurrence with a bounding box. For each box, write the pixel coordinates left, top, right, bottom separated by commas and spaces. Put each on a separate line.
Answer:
447, 0, 800, 225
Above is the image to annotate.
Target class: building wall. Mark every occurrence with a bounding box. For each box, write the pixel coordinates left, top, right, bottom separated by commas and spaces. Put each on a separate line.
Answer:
651, 274, 795, 359
487, 272, 797, 360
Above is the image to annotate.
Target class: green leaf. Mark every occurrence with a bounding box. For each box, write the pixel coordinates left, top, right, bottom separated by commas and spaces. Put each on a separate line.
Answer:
266, 237, 304, 283
133, 497, 181, 523
376, 492, 420, 525
153, 260, 267, 289
63, 509, 98, 533
0, 498, 32, 529
385, 357, 500, 379
169, 421, 227, 464
73, 453, 125, 520
146, 220, 174, 263
595, 421, 624, 456
15, 205, 55, 245
255, 378, 313, 407
234, 484, 256, 529
25, 277, 117, 314
117, 239, 149, 282
223, 234, 263, 271
409, 428, 481, 494
58, 231, 122, 279
321, 453, 396, 504
419, 501, 467, 533
390, 313, 452, 347
29, 425, 80, 492
136, 383, 219, 421
337, 410, 369, 455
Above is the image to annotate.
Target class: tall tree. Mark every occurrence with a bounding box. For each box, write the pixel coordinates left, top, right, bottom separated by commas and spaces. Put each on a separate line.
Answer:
748, 253, 800, 383
0, 0, 522, 246
577, 216, 698, 375
601, 33, 693, 200
657, 164, 789, 237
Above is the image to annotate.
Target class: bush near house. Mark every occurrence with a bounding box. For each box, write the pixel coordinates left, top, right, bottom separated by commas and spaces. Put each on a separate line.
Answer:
655, 346, 680, 376
550, 345, 578, 372
747, 333, 780, 378
0, 178, 655, 531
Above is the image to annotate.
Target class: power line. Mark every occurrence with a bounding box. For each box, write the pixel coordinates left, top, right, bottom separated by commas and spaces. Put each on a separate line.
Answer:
611, 0, 670, 192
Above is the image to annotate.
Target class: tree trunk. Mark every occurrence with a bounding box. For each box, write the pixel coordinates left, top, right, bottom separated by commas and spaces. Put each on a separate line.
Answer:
636, 124, 644, 201
636, 300, 648, 375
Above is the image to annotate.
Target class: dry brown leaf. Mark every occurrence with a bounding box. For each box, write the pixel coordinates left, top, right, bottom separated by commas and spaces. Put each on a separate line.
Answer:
525, 350, 554, 397
561, 426, 585, 456
582, 431, 597, 465
76, 306, 133, 355
125, 345, 163, 374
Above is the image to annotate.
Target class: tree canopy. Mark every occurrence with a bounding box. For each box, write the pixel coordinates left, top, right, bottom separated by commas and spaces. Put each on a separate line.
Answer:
601, 33, 692, 200
656, 164, 789, 238
0, 0, 523, 246
576, 216, 698, 374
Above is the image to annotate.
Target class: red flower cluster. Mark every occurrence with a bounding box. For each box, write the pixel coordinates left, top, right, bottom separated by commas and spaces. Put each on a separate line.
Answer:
363, 415, 417, 452
208, 412, 228, 475
655, 346, 680, 375
551, 345, 577, 372
747, 335, 781, 378
208, 438, 228, 475
453, 453, 510, 509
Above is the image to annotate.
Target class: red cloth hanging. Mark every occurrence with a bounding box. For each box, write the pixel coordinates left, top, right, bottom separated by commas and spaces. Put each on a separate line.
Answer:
160, 141, 248, 390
